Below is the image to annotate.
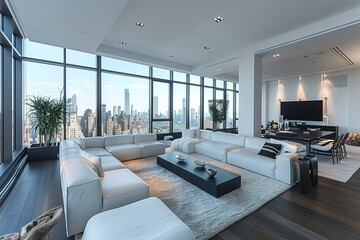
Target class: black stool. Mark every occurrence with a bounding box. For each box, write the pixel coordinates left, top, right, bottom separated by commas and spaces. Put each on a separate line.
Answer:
298, 155, 318, 194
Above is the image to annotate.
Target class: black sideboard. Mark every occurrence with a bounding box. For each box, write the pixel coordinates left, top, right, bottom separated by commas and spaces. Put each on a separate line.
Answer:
294, 124, 338, 139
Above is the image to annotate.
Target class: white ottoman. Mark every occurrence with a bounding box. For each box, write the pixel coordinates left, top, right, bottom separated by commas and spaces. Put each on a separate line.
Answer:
82, 197, 195, 240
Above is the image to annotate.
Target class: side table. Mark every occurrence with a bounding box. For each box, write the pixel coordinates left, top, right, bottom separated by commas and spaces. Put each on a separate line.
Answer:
297, 155, 318, 194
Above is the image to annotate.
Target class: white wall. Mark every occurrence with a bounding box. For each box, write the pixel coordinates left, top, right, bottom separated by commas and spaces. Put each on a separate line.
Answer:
348, 68, 360, 132
263, 71, 352, 133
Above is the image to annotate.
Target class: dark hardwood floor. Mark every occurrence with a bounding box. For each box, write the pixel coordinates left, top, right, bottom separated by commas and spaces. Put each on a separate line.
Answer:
0, 158, 359, 240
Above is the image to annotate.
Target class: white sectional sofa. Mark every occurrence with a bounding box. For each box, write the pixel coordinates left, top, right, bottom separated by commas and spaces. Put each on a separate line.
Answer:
59, 133, 166, 237
171, 129, 304, 185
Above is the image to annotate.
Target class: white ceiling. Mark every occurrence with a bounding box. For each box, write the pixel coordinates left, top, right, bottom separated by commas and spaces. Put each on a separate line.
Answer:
6, 0, 360, 81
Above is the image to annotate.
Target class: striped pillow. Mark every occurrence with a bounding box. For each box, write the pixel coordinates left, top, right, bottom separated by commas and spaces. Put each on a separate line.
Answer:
258, 142, 282, 159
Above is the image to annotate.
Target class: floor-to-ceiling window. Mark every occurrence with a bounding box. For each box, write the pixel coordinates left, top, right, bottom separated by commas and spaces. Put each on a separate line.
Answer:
101, 73, 149, 135
173, 83, 186, 132
0, 9, 23, 163
66, 68, 97, 138
23, 62, 64, 146
152, 80, 170, 133
22, 40, 238, 147
189, 85, 200, 128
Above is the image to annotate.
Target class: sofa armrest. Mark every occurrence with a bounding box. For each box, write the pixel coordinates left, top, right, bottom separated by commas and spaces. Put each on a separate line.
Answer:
275, 153, 300, 184
62, 160, 102, 236
180, 140, 196, 154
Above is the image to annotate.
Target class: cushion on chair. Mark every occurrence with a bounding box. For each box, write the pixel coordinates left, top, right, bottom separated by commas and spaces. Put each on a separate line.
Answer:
311, 141, 333, 151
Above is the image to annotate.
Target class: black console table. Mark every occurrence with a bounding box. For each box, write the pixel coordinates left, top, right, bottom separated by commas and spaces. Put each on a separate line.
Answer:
294, 124, 338, 139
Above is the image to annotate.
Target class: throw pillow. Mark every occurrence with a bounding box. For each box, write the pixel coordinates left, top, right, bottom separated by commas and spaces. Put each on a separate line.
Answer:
182, 128, 196, 138
258, 142, 282, 159
80, 150, 104, 177
83, 159, 99, 176
347, 133, 360, 146
270, 138, 297, 153
73, 138, 85, 149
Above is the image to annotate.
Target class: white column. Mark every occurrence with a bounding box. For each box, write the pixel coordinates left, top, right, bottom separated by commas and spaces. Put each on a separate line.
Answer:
238, 52, 262, 137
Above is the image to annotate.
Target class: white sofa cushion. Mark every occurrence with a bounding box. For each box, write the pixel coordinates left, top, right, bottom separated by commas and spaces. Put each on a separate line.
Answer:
82, 197, 195, 240
136, 141, 165, 158
61, 160, 102, 236
134, 133, 157, 143
105, 135, 134, 146
80, 150, 105, 177
227, 148, 276, 178
81, 137, 105, 148
105, 144, 143, 161
211, 132, 246, 147
73, 138, 85, 149
101, 168, 149, 211
84, 148, 112, 157
195, 140, 240, 162
182, 128, 196, 138
60, 140, 81, 151
200, 130, 212, 140
60, 148, 80, 161
245, 137, 268, 150
100, 155, 127, 171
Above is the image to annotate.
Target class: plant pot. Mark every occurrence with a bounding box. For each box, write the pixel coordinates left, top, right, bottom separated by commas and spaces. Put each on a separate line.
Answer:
27, 144, 59, 161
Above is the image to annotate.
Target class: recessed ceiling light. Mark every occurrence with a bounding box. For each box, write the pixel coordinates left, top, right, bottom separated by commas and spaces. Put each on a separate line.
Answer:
216, 69, 221, 72
213, 16, 224, 23
272, 53, 280, 58
204, 46, 210, 50
135, 22, 144, 27
119, 41, 127, 45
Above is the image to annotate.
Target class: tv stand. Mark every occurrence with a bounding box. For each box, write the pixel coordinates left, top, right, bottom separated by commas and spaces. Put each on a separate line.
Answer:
295, 124, 338, 139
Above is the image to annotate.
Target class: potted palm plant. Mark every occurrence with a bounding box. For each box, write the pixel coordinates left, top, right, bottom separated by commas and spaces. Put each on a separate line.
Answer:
26, 92, 66, 161
208, 99, 229, 130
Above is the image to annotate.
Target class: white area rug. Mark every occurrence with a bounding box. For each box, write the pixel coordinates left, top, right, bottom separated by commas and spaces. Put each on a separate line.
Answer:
317, 145, 360, 183
125, 153, 290, 239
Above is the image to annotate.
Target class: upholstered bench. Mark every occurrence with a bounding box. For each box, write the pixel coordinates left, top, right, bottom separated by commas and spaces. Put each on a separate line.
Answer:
82, 197, 195, 240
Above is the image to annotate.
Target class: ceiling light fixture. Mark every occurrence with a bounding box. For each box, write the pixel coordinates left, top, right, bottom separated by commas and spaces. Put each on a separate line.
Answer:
119, 41, 127, 45
213, 16, 224, 23
135, 22, 144, 27
216, 69, 221, 72
273, 53, 280, 58
204, 46, 210, 50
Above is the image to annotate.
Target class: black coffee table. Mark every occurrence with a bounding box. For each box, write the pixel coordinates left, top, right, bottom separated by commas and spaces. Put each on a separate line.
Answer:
157, 152, 241, 197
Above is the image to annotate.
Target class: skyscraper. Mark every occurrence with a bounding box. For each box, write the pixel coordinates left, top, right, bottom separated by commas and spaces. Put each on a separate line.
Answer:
124, 89, 130, 114
182, 98, 186, 124
101, 104, 106, 122
153, 96, 159, 117
113, 106, 118, 116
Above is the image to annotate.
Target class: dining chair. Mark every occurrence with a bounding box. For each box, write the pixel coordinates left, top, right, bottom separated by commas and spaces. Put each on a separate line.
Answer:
310, 136, 341, 164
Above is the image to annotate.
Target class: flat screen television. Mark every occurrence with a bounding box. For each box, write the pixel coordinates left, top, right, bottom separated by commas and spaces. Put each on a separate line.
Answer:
280, 100, 323, 121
